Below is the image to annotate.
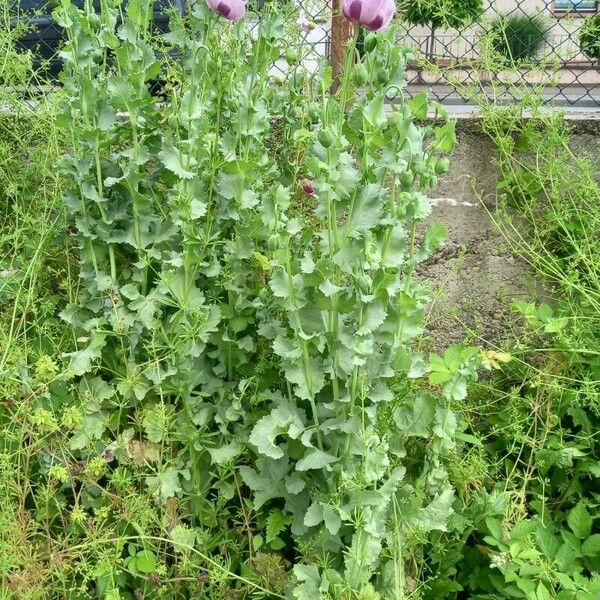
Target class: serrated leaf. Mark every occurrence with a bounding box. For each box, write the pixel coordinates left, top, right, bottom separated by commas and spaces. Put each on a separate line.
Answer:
568, 502, 592, 539
293, 564, 321, 600
64, 333, 107, 376
582, 534, 600, 556
409, 488, 455, 532
249, 403, 305, 459
296, 449, 337, 471
169, 525, 197, 553
393, 392, 435, 437
266, 509, 292, 543
408, 91, 428, 120
363, 94, 386, 128
319, 279, 343, 298
273, 335, 302, 360
159, 140, 197, 179
344, 527, 382, 589
346, 184, 382, 239
146, 468, 189, 500
208, 443, 242, 465
357, 300, 386, 336
284, 356, 326, 401
239, 457, 291, 509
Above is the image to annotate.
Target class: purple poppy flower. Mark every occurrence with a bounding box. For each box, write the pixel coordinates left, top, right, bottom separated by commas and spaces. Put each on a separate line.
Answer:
342, 0, 395, 31
298, 10, 310, 31
206, 0, 246, 21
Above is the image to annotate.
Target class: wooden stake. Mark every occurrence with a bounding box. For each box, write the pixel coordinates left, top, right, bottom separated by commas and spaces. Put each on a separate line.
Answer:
330, 0, 355, 91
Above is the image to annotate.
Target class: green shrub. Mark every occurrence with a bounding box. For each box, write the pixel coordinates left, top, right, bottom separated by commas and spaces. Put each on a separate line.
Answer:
488, 14, 548, 64
580, 14, 600, 60
399, 0, 483, 29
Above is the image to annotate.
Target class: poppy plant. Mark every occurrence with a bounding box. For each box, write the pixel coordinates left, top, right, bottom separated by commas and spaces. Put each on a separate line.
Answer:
342, 0, 395, 31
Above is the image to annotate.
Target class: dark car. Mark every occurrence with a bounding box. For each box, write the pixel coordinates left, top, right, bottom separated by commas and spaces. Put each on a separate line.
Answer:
11, 0, 185, 79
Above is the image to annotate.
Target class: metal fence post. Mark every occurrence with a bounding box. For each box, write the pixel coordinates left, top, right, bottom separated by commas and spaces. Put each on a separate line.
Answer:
330, 0, 355, 90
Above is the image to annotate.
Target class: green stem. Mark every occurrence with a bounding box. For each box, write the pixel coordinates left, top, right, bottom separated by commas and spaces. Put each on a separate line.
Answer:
285, 245, 323, 450
337, 28, 359, 130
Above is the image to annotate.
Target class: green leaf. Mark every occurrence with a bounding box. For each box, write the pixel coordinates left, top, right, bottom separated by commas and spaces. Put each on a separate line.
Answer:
407, 91, 428, 120
293, 564, 322, 600
536, 581, 551, 600
346, 184, 382, 239
208, 443, 242, 466
159, 140, 197, 179
239, 457, 291, 509
169, 525, 197, 554
357, 301, 386, 336
142, 404, 173, 443
568, 502, 592, 539
216, 168, 244, 201
344, 527, 382, 589
134, 550, 157, 574
64, 333, 107, 376
393, 392, 435, 437
296, 449, 338, 471
582, 534, 600, 556
323, 506, 342, 535
284, 356, 326, 401
304, 502, 324, 527
433, 121, 456, 152
146, 468, 188, 500
266, 509, 292, 543
363, 94, 386, 128
249, 403, 305, 459
416, 222, 447, 262
273, 335, 302, 360
318, 279, 344, 298
409, 488, 455, 532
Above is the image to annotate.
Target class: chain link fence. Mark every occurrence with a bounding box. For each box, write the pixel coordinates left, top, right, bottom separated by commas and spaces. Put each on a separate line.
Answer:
397, 1, 600, 106
3, 0, 600, 107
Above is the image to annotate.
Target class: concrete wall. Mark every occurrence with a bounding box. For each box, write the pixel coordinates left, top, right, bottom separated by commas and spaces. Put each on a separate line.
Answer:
417, 117, 600, 349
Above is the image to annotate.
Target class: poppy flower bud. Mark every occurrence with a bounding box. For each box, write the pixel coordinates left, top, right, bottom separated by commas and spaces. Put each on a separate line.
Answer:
364, 32, 378, 52
400, 171, 414, 188
286, 47, 299, 65
206, 0, 245, 21
301, 179, 316, 195
376, 68, 389, 85
353, 63, 369, 86
318, 128, 334, 148
435, 157, 450, 174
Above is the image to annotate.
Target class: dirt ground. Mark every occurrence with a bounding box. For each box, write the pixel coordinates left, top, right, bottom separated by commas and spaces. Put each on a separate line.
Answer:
417, 127, 537, 351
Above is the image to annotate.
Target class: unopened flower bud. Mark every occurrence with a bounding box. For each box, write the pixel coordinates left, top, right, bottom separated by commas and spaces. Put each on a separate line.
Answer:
353, 63, 369, 86
301, 179, 316, 195
317, 128, 334, 148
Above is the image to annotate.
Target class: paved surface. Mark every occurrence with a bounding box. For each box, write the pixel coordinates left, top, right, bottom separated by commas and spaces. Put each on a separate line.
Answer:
403, 83, 600, 111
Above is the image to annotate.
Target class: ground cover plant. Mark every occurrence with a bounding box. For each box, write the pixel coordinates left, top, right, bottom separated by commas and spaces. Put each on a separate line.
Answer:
425, 102, 600, 599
